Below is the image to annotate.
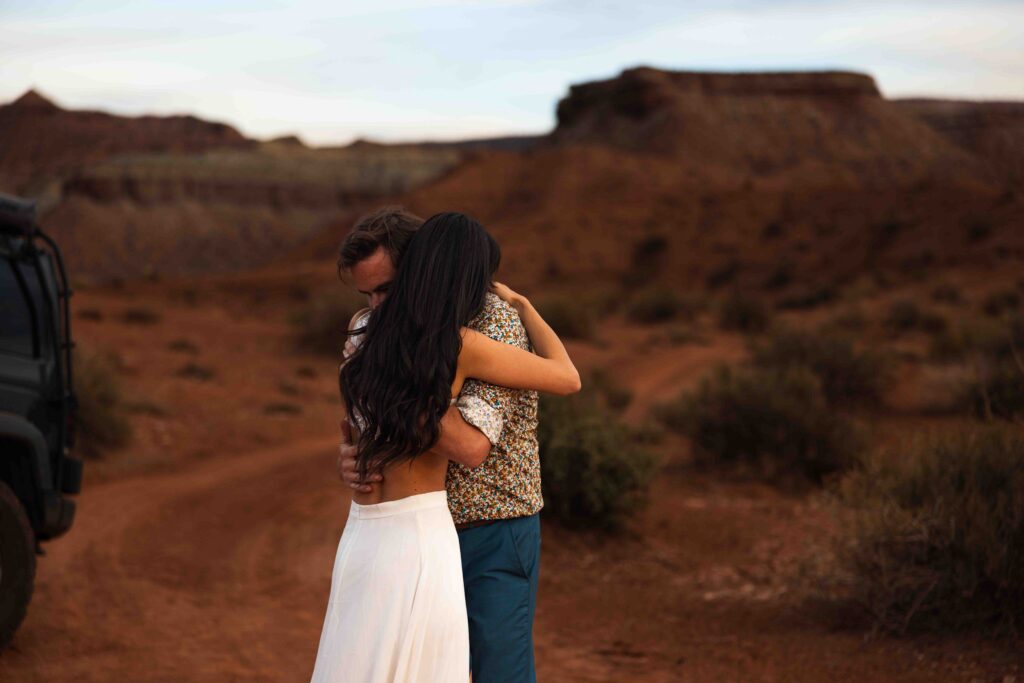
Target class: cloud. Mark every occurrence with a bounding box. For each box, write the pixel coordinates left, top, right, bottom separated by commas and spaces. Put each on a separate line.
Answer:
1, 0, 1021, 143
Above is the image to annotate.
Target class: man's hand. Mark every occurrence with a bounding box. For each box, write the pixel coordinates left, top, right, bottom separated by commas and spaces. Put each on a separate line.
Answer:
336, 427, 382, 493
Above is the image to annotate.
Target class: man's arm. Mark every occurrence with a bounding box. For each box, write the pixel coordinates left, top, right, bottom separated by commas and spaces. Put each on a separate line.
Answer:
337, 403, 494, 491
433, 405, 493, 469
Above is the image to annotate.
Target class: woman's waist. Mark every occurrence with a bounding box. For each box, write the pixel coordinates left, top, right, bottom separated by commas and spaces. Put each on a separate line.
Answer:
349, 489, 449, 519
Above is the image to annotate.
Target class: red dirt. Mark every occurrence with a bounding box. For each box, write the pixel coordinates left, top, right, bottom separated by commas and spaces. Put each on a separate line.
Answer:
1, 283, 1021, 682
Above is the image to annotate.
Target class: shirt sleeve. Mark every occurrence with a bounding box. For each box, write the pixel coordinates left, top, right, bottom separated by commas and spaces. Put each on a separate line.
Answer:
456, 393, 504, 446
456, 296, 524, 447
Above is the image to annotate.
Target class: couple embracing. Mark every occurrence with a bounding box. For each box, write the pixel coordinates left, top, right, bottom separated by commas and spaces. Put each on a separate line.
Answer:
309, 208, 581, 682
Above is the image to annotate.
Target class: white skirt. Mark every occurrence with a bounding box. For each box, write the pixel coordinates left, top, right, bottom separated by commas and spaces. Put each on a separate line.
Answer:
310, 491, 470, 683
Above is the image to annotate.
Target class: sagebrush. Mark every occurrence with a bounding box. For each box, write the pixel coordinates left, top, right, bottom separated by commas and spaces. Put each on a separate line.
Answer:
538, 391, 657, 531
750, 326, 891, 407
74, 348, 132, 458
656, 365, 859, 483
833, 426, 1024, 635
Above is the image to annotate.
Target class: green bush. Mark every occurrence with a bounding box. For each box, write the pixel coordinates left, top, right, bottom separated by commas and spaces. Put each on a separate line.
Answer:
290, 289, 366, 355
535, 295, 596, 340
73, 348, 132, 458
834, 426, 1024, 634
656, 365, 859, 483
750, 327, 891, 407
538, 391, 658, 531
626, 287, 683, 324
717, 292, 771, 333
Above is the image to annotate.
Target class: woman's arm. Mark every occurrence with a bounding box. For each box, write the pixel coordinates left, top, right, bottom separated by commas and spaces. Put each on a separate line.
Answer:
459, 283, 581, 395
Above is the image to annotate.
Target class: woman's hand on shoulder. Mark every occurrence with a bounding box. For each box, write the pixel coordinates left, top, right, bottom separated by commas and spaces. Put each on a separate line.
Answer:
490, 282, 527, 314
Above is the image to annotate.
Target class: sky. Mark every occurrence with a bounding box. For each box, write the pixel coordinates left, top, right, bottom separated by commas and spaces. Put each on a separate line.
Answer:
1, 0, 1022, 145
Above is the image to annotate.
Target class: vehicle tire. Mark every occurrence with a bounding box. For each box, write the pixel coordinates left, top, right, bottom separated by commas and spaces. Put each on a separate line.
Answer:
0, 480, 35, 650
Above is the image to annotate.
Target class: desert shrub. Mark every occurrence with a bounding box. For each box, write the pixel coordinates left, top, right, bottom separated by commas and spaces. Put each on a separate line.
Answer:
123, 399, 168, 417
833, 426, 1024, 634
588, 368, 633, 410
883, 299, 946, 335
263, 402, 303, 415
656, 365, 859, 483
73, 348, 132, 458
933, 317, 1019, 366
175, 363, 216, 381
705, 260, 740, 289
966, 219, 994, 244
761, 221, 785, 239
167, 338, 199, 354
750, 327, 891, 407
661, 324, 707, 346
762, 262, 793, 290
884, 299, 922, 333
535, 295, 595, 340
964, 359, 1024, 421
538, 391, 658, 531
290, 289, 366, 355
982, 289, 1020, 317
930, 283, 962, 304
776, 284, 837, 310
929, 314, 1024, 363
120, 307, 161, 325
625, 234, 669, 285
626, 287, 682, 324
717, 292, 771, 333
824, 307, 868, 333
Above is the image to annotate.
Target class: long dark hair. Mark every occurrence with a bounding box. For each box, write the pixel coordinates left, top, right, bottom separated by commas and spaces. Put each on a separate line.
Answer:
340, 212, 500, 478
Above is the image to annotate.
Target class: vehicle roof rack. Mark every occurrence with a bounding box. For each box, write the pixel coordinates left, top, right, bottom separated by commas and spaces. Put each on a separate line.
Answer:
0, 192, 37, 238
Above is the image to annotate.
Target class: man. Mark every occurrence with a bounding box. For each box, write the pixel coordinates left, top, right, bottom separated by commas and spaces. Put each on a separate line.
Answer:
336, 207, 542, 683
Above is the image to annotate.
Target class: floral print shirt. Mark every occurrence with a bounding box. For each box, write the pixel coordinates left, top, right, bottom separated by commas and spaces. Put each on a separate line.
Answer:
344, 293, 542, 524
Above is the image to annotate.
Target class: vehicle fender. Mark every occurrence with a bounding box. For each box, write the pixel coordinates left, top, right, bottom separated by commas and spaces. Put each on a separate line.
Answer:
0, 410, 53, 496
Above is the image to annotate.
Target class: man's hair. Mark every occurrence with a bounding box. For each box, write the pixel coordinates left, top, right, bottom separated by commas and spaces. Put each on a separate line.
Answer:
337, 206, 424, 273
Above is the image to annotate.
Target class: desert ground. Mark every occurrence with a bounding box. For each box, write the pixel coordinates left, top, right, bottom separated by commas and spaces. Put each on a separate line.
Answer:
1, 268, 1021, 683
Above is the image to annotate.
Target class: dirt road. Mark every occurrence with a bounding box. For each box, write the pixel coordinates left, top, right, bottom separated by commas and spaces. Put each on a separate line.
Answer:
1, 435, 346, 682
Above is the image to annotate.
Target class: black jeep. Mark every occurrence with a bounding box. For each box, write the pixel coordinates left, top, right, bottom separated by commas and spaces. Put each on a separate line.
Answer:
0, 192, 82, 648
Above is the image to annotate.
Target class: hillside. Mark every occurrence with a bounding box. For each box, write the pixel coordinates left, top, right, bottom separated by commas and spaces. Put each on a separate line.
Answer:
0, 90, 470, 280
895, 98, 1024, 184
378, 68, 1023, 297
0, 89, 252, 196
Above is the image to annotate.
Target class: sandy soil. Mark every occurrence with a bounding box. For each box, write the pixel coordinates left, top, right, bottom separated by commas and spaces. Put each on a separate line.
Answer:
1, 283, 1021, 682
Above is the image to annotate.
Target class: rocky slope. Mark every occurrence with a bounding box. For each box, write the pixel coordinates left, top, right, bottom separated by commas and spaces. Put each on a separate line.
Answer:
895, 98, 1024, 184
381, 68, 1023, 295
0, 90, 252, 196
0, 90, 467, 280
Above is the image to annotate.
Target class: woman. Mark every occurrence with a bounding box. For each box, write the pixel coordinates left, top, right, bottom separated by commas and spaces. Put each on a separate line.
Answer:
310, 212, 580, 682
